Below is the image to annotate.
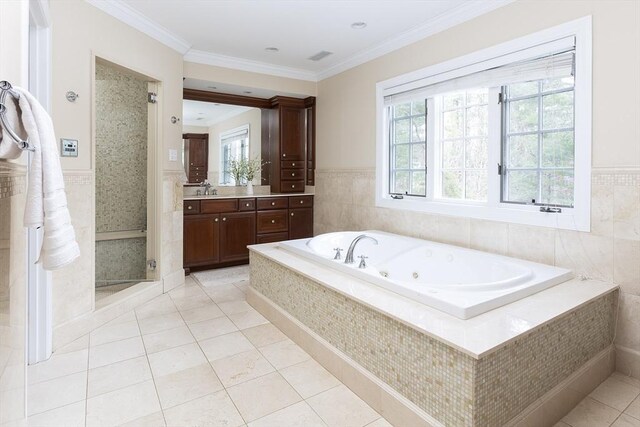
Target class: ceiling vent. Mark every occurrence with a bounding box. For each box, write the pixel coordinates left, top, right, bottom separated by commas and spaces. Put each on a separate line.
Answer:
308, 51, 333, 62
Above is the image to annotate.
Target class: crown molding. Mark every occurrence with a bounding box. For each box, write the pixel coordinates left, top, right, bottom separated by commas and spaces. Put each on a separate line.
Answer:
84, 0, 191, 54
184, 49, 318, 82
316, 0, 516, 80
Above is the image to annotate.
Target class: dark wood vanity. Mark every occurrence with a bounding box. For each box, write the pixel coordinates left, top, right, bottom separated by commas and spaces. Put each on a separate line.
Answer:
183, 133, 209, 183
183, 195, 313, 272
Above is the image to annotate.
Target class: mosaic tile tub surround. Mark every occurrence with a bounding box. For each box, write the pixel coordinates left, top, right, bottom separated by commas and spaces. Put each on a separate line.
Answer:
249, 251, 617, 426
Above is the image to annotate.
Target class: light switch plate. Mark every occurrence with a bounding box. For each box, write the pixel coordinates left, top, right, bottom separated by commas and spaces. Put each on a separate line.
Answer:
169, 149, 178, 161
60, 138, 78, 157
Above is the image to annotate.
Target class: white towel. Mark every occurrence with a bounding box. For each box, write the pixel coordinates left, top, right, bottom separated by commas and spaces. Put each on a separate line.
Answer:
10, 87, 80, 270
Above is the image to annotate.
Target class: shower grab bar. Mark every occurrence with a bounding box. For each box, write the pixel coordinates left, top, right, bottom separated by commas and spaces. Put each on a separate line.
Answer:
0, 80, 35, 152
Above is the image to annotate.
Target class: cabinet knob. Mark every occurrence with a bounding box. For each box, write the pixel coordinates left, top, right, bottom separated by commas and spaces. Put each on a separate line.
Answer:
190, 163, 193, 165
271, 202, 275, 206
291, 185, 295, 188
300, 200, 304, 204
292, 163, 296, 166
290, 212, 294, 217
187, 205, 192, 210
291, 173, 295, 177
245, 203, 250, 207
271, 219, 275, 224
222, 217, 226, 221
214, 218, 219, 222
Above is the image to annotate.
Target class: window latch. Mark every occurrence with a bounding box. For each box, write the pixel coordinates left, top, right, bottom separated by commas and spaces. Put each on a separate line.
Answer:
497, 163, 503, 175
391, 194, 404, 200
540, 206, 562, 213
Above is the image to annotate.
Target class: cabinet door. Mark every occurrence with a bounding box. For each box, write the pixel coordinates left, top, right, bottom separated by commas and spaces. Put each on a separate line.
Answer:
189, 139, 208, 167
184, 215, 219, 267
288, 208, 313, 240
219, 212, 256, 263
280, 106, 305, 161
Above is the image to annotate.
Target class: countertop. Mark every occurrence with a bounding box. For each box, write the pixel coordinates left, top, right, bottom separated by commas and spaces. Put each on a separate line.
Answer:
184, 193, 313, 201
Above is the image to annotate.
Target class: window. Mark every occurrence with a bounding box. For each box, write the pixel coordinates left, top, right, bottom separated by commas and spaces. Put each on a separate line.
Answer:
376, 18, 591, 231
219, 125, 249, 185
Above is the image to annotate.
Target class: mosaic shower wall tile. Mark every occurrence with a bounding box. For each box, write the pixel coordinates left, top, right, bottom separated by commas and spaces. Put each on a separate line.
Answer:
95, 238, 147, 286
250, 252, 616, 426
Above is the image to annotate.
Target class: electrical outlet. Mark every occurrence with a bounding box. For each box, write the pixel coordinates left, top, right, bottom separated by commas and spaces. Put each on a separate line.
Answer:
168, 149, 178, 161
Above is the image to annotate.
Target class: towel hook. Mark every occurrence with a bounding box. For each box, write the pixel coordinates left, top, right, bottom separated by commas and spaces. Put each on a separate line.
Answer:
0, 80, 35, 152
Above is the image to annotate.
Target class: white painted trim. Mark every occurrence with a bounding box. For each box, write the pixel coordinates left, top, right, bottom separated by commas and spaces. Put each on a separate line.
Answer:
316, 0, 516, 80
376, 17, 592, 232
84, 0, 191, 54
183, 49, 318, 82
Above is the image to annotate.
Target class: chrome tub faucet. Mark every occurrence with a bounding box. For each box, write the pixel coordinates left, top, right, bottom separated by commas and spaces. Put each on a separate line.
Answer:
344, 234, 378, 264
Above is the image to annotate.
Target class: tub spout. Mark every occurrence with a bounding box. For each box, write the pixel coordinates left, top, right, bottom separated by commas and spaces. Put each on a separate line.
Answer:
344, 234, 378, 264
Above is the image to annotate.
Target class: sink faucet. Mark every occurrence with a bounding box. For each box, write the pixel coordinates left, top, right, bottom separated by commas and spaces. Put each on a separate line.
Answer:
344, 234, 378, 264
203, 182, 211, 196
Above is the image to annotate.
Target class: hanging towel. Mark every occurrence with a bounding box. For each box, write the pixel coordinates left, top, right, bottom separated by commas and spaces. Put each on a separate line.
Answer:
0, 94, 26, 159
11, 87, 80, 270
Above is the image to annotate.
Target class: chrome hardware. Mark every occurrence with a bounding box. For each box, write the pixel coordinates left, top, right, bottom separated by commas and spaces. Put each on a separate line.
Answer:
190, 162, 194, 165
222, 217, 226, 221
291, 173, 295, 176
271, 202, 276, 206
358, 255, 368, 269
282, 153, 286, 157
204, 182, 212, 195
380, 271, 389, 278
333, 248, 343, 260
299, 200, 304, 204
344, 234, 378, 264
0, 80, 35, 152
187, 205, 193, 210
148, 92, 157, 104
245, 203, 250, 207
214, 218, 219, 222
290, 212, 294, 216
171, 116, 180, 124
540, 206, 562, 213
65, 91, 79, 102
412, 272, 419, 279
196, 189, 201, 196
292, 162, 296, 166
271, 219, 275, 224
291, 185, 295, 188
147, 259, 157, 271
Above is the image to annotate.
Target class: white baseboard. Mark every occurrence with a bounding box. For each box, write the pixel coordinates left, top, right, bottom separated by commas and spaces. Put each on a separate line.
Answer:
248, 287, 616, 427
53, 281, 162, 351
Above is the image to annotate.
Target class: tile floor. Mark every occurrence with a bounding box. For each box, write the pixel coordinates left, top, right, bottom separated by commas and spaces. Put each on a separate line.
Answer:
26, 266, 391, 427
25, 265, 640, 427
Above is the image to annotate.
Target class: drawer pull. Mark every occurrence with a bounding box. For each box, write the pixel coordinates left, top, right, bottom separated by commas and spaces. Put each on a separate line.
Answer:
187, 205, 192, 210
271, 202, 276, 206
291, 173, 295, 177
214, 218, 219, 222
245, 203, 250, 207
292, 162, 296, 166
299, 200, 304, 204
290, 212, 294, 216
283, 153, 286, 158
222, 217, 226, 221
291, 185, 295, 188
271, 219, 276, 224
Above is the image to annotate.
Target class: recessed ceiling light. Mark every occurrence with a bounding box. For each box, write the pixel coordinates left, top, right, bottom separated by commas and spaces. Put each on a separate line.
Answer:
243, 91, 252, 94
265, 47, 279, 52
351, 22, 367, 29
207, 86, 217, 89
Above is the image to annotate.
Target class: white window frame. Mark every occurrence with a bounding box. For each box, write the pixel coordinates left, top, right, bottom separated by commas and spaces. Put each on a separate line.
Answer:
219, 124, 250, 185
375, 16, 592, 232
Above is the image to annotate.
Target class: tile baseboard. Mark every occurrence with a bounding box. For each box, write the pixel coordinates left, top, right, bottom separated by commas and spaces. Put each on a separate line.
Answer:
615, 345, 640, 380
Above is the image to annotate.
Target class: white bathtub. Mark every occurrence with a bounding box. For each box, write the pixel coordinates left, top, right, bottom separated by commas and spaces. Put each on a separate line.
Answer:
278, 231, 572, 319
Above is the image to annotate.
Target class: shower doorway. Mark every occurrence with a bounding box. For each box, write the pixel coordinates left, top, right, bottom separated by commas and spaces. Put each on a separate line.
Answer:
94, 58, 158, 303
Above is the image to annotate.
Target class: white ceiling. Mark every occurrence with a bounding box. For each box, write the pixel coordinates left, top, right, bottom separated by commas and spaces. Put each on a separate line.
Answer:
183, 100, 253, 127
87, 0, 513, 81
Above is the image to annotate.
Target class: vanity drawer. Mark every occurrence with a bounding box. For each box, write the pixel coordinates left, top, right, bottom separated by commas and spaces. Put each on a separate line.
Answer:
201, 199, 238, 214
289, 195, 313, 208
238, 198, 256, 211
257, 197, 288, 210
281, 160, 303, 169
256, 210, 288, 233
184, 200, 200, 214
281, 180, 305, 193
281, 169, 304, 180
256, 232, 289, 244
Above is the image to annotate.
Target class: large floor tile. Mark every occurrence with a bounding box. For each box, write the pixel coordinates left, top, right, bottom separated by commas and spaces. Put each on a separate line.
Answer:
590, 376, 640, 411
307, 385, 380, 427
194, 266, 249, 287
26, 401, 85, 427
626, 395, 640, 419
86, 380, 161, 427
119, 411, 166, 427
205, 284, 246, 303
228, 309, 269, 330
169, 283, 208, 300
227, 372, 302, 422
137, 312, 185, 335
279, 359, 341, 399
258, 339, 310, 370
562, 397, 621, 427
218, 300, 253, 316
142, 325, 195, 354
88, 336, 146, 369
135, 295, 177, 320
90, 320, 140, 347
54, 335, 89, 355
170, 293, 212, 312
87, 355, 152, 398
163, 390, 244, 427
188, 316, 238, 341
179, 302, 225, 324
147, 342, 207, 378
366, 418, 393, 427
613, 414, 640, 427
242, 323, 288, 348
27, 371, 87, 416
248, 401, 326, 427
28, 348, 88, 385
154, 363, 224, 409
199, 331, 255, 362
211, 349, 275, 388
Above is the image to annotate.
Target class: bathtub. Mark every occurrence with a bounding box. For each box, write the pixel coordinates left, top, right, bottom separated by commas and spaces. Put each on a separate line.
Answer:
278, 231, 572, 319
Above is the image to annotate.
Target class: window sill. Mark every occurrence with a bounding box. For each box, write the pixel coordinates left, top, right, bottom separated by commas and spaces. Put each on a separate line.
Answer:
375, 194, 590, 232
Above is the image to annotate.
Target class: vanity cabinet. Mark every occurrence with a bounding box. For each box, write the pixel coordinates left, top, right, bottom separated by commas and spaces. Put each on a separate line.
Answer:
184, 195, 314, 272
183, 133, 209, 184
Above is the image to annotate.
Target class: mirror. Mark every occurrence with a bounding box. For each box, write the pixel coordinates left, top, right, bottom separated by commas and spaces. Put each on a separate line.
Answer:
182, 99, 263, 186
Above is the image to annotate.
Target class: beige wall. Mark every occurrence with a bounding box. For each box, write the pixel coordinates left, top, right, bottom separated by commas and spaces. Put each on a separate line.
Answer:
315, 0, 640, 377
207, 108, 262, 185
49, 0, 185, 330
